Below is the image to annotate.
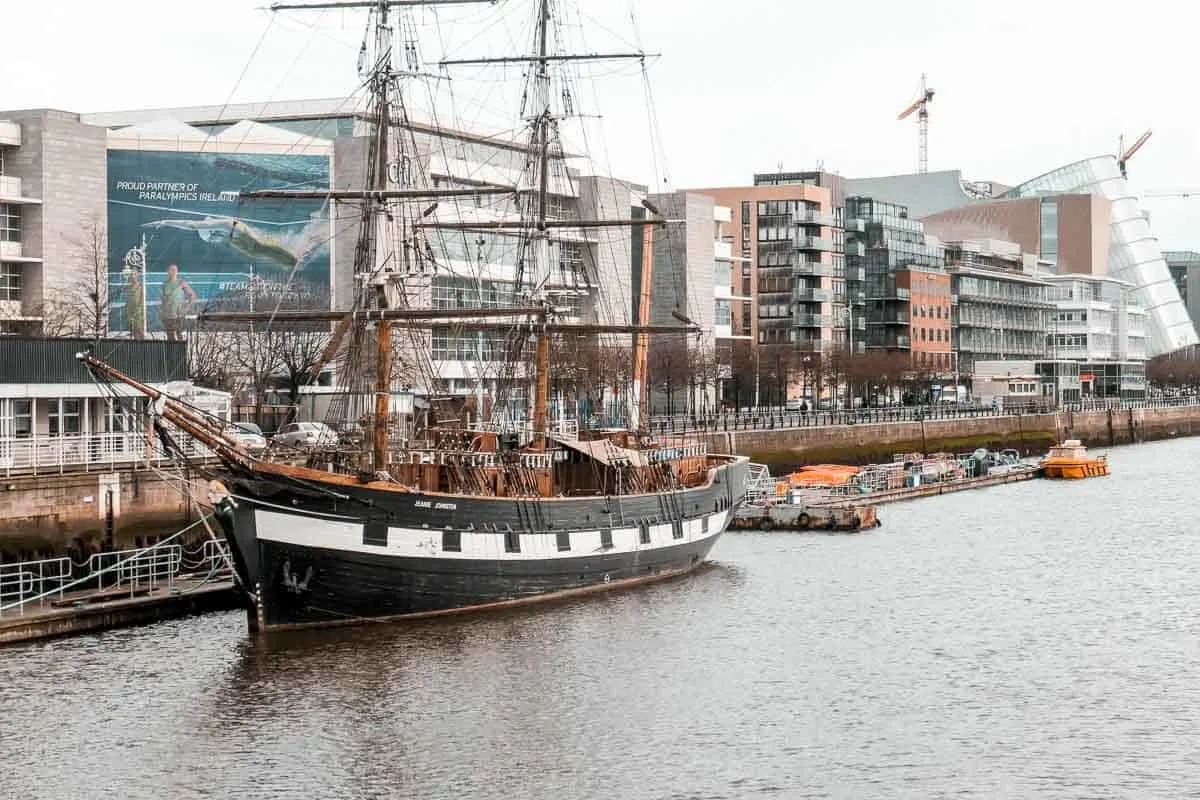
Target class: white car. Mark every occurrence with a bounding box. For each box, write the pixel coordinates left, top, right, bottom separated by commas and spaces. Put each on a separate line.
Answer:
227, 422, 267, 450
272, 421, 339, 449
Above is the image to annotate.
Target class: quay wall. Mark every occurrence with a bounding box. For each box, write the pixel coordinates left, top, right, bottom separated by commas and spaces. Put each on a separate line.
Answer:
0, 467, 207, 561
704, 404, 1200, 469
5, 405, 1200, 558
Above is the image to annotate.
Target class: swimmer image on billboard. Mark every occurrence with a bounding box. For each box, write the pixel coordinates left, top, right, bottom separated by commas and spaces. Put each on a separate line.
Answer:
106, 149, 332, 336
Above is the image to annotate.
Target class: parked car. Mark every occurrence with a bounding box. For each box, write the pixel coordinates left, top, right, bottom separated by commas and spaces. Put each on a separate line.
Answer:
272, 421, 339, 449
227, 422, 267, 450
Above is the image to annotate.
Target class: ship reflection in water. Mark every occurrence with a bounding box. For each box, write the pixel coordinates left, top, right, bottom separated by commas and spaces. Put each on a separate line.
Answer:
5, 439, 1200, 799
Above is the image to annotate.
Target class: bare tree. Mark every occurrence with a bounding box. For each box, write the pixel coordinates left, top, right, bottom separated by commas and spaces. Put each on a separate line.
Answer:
278, 329, 333, 403
647, 333, 691, 415
187, 330, 237, 394
688, 339, 721, 415
36, 216, 110, 338
231, 329, 285, 427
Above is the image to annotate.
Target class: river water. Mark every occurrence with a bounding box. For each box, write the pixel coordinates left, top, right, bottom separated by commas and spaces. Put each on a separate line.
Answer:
3, 438, 1200, 799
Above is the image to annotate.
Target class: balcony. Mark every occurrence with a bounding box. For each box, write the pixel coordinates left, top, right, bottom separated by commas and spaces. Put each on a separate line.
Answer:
792, 262, 837, 278
794, 210, 839, 227
794, 312, 836, 328
868, 312, 910, 325
0, 121, 19, 147
844, 241, 865, 257
844, 219, 866, 233
793, 287, 832, 302
714, 240, 733, 261
795, 236, 837, 252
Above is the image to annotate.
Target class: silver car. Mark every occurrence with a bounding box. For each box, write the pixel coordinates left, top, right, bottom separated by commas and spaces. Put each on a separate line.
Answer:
272, 421, 339, 449
227, 422, 267, 450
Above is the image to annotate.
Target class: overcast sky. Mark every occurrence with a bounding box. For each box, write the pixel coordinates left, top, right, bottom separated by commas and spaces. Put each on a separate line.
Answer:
11, 0, 1200, 248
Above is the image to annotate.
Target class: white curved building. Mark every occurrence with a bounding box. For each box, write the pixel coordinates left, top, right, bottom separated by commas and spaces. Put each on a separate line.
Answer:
1003, 156, 1198, 355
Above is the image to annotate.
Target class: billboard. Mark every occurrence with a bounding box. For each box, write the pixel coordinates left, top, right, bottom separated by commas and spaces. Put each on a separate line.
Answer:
106, 149, 332, 338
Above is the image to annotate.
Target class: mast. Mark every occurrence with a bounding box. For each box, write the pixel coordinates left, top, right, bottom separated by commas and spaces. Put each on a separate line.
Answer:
269, 0, 494, 473
370, 0, 394, 474
530, 0, 553, 451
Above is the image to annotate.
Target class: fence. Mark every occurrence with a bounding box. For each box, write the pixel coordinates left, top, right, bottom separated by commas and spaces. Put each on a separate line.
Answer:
0, 539, 232, 617
0, 431, 218, 478
641, 396, 1200, 436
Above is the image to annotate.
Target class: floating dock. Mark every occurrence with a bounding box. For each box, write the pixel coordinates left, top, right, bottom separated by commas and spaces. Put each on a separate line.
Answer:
808, 466, 1041, 508
0, 577, 242, 646
731, 500, 880, 532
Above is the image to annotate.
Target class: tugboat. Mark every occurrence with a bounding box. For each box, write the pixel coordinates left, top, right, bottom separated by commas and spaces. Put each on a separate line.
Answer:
1041, 439, 1110, 479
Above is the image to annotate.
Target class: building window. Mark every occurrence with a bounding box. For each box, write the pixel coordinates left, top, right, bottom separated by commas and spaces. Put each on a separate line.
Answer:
1, 398, 33, 438
0, 204, 19, 243
0, 264, 20, 301
556, 531, 571, 552
47, 399, 81, 436
1039, 197, 1058, 266
442, 530, 462, 552
13, 399, 32, 437
715, 299, 731, 326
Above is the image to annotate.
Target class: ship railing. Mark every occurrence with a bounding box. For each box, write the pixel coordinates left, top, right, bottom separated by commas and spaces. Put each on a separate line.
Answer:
0, 431, 218, 477
87, 545, 182, 594
401, 450, 554, 470
473, 417, 579, 440
744, 462, 777, 502
646, 442, 708, 463
0, 557, 72, 616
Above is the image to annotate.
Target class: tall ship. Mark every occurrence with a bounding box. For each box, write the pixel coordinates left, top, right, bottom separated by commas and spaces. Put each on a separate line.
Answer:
81, 0, 749, 633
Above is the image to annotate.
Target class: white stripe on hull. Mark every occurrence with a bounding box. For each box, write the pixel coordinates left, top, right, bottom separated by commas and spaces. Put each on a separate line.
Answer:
254, 508, 730, 561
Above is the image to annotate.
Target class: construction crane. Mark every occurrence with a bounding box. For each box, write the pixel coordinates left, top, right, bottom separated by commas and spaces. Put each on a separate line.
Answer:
1117, 129, 1152, 179
897, 73, 935, 174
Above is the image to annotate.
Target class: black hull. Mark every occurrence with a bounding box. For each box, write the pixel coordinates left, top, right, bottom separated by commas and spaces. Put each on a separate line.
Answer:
213, 457, 749, 632
251, 529, 720, 631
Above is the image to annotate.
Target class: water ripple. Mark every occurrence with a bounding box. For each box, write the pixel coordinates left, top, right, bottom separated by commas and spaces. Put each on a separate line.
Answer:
4, 438, 1200, 798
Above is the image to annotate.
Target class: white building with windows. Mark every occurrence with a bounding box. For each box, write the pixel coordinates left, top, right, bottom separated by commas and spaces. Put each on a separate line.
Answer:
0, 338, 229, 476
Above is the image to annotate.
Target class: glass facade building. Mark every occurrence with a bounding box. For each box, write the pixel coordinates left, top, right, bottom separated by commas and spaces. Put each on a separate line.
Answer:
845, 196, 943, 357
1003, 156, 1197, 355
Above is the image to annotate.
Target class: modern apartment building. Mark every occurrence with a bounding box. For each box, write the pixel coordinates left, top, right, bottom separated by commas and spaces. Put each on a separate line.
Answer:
0, 111, 107, 335
840, 159, 1197, 356
943, 239, 1055, 378
844, 197, 948, 370
689, 182, 842, 353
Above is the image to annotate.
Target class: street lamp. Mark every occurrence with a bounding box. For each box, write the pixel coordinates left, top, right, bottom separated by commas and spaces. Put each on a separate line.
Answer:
833, 302, 854, 409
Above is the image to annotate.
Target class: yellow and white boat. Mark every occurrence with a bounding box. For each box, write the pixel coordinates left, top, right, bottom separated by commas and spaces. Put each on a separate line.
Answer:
1040, 439, 1109, 479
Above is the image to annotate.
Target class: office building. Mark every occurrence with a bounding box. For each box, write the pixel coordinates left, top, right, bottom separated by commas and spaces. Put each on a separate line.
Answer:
844, 197, 949, 371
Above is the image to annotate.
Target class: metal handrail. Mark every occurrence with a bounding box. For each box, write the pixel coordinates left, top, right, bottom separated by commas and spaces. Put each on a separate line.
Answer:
0, 430, 218, 477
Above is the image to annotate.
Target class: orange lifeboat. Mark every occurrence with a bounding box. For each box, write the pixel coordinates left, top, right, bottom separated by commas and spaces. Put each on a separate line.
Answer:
1040, 439, 1109, 479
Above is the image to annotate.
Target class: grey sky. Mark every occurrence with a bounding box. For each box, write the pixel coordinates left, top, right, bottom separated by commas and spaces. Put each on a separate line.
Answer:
11, 0, 1198, 248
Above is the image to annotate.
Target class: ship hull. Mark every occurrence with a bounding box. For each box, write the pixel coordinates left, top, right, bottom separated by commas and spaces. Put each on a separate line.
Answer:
215, 457, 749, 632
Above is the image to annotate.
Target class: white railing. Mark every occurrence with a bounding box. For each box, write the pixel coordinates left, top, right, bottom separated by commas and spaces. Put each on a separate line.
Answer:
87, 545, 182, 594
0, 557, 72, 615
0, 431, 217, 477
474, 417, 580, 441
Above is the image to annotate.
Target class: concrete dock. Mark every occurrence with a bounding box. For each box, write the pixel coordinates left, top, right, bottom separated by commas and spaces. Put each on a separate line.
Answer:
0, 576, 242, 646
